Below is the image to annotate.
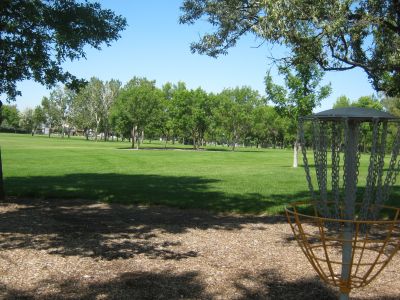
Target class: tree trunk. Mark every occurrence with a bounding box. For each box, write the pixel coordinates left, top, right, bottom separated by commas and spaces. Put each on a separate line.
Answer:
48, 126, 51, 138
293, 139, 299, 168
0, 148, 5, 201
131, 125, 136, 149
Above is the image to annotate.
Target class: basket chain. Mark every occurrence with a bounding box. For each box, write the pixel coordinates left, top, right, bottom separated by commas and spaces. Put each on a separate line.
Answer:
299, 119, 316, 201
331, 121, 341, 219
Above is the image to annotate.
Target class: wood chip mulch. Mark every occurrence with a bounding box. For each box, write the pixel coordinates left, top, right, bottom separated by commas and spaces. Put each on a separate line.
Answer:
0, 198, 399, 300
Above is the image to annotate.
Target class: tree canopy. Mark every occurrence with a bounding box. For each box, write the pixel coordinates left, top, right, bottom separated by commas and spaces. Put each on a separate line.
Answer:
180, 0, 400, 96
0, 0, 127, 102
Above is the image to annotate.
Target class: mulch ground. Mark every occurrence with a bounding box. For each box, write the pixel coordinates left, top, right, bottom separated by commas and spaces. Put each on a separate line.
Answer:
0, 198, 399, 300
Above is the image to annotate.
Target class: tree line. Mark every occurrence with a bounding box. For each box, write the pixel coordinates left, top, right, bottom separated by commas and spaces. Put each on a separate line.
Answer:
2, 75, 393, 151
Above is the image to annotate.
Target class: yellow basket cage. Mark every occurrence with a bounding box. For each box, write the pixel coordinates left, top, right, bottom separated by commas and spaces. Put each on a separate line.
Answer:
286, 201, 400, 295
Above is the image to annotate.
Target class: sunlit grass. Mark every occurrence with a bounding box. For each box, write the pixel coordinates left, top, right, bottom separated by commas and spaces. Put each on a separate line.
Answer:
1, 133, 399, 214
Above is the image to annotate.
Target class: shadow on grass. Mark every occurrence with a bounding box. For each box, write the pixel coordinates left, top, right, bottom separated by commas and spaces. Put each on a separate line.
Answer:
4, 173, 311, 214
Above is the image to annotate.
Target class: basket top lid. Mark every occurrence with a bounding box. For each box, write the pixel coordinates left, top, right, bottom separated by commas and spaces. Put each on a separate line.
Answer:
303, 107, 398, 121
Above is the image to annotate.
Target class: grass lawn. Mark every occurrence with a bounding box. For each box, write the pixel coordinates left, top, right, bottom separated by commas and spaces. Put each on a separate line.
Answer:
1, 133, 399, 214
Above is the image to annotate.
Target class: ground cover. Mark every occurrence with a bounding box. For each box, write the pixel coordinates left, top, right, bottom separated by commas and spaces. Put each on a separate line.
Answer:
0, 198, 398, 299
1, 133, 311, 214
2, 133, 400, 213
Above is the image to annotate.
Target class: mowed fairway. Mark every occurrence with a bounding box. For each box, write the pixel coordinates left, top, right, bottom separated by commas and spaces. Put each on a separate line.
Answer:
3, 133, 399, 214
0, 133, 312, 214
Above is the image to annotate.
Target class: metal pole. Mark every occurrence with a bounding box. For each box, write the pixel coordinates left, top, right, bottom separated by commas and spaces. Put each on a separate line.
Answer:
340, 120, 359, 299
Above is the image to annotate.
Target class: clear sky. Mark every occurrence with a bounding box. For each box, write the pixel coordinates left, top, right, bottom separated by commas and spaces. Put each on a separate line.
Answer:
14, 0, 375, 112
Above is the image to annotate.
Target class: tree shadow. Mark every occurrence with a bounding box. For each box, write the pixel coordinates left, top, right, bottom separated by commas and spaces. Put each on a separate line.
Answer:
4, 173, 310, 213
0, 267, 398, 299
233, 268, 400, 300
0, 270, 213, 300
234, 269, 337, 300
0, 196, 289, 260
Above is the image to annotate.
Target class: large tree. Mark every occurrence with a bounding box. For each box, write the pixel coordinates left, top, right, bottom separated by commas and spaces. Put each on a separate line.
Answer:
112, 77, 162, 149
0, 0, 127, 102
180, 0, 400, 96
0, 0, 126, 200
101, 79, 121, 141
0, 104, 20, 131
265, 63, 331, 167
216, 87, 262, 150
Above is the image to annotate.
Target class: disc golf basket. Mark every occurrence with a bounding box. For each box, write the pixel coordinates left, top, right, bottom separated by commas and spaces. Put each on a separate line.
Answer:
285, 108, 400, 300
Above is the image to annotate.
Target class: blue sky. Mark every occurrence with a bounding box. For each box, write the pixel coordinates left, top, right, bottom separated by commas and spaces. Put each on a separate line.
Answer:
14, 0, 375, 112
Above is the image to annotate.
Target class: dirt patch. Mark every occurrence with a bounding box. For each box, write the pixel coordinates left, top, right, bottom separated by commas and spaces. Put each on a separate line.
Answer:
0, 198, 398, 299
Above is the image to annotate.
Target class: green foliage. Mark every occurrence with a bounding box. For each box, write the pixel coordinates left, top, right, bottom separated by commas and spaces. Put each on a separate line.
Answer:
332, 95, 383, 110
101, 79, 122, 140
180, 0, 400, 96
19, 108, 34, 133
215, 86, 262, 150
353, 95, 383, 110
265, 63, 331, 122
0, 0, 127, 102
1, 104, 20, 130
251, 105, 284, 148
72, 77, 104, 139
382, 97, 400, 117
112, 77, 162, 148
333, 95, 351, 108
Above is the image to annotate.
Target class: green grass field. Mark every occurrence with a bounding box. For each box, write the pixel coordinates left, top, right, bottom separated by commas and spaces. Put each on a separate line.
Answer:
1, 133, 399, 214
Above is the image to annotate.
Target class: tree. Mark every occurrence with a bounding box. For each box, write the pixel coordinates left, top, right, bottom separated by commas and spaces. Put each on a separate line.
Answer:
101, 79, 121, 141
180, 0, 400, 97
0, 0, 126, 200
19, 108, 35, 134
333, 95, 351, 108
352, 95, 384, 152
216, 87, 261, 150
155, 82, 176, 147
73, 77, 104, 140
112, 77, 162, 149
353, 95, 383, 111
41, 94, 60, 138
0, 0, 127, 102
33, 105, 46, 135
265, 63, 331, 167
0, 105, 20, 131
46, 86, 74, 138
382, 97, 400, 117
251, 105, 282, 148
